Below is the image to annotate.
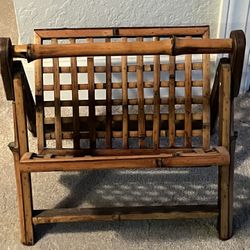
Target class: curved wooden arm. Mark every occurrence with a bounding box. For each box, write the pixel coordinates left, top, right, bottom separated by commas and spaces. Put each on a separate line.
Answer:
0, 37, 14, 100
210, 30, 245, 133
230, 30, 246, 98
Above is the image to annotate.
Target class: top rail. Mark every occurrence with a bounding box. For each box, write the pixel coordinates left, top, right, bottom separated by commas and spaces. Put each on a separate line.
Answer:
13, 38, 233, 62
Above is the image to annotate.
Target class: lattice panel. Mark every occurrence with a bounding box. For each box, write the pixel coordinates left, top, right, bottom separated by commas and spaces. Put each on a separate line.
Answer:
34, 28, 210, 151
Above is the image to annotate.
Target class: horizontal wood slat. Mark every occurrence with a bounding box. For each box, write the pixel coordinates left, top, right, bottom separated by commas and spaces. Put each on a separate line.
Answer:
33, 204, 219, 224
20, 146, 229, 172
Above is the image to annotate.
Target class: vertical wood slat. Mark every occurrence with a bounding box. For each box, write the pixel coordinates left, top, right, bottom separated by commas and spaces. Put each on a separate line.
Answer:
70, 38, 80, 149
202, 31, 210, 149
52, 38, 62, 149
218, 63, 232, 240
137, 37, 145, 148
122, 37, 128, 148
169, 56, 176, 147
153, 36, 160, 149
13, 71, 34, 245
184, 37, 192, 147
105, 38, 112, 148
87, 38, 96, 149
34, 33, 45, 151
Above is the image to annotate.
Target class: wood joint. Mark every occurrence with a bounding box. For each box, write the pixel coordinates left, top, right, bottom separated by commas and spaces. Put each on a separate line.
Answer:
113, 28, 119, 37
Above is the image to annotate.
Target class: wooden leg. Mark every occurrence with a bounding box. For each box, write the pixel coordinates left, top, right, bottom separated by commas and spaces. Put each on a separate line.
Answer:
218, 164, 233, 240
13, 154, 34, 245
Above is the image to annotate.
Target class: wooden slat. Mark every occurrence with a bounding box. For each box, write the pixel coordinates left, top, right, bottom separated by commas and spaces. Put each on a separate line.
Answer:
43, 80, 203, 90
116, 26, 209, 37
44, 112, 202, 124
13, 71, 34, 245
33, 204, 218, 225
137, 37, 145, 148
218, 63, 232, 240
43, 96, 203, 108
39, 146, 212, 156
202, 31, 210, 149
87, 38, 96, 149
52, 38, 62, 149
44, 128, 203, 140
169, 56, 176, 147
42, 62, 202, 74
184, 48, 192, 147
122, 37, 128, 148
105, 37, 112, 148
153, 37, 160, 149
70, 38, 80, 149
20, 146, 229, 172
34, 26, 209, 39
35, 34, 45, 150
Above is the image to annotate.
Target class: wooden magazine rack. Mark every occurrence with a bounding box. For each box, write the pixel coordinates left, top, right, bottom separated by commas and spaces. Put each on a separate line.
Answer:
0, 26, 245, 245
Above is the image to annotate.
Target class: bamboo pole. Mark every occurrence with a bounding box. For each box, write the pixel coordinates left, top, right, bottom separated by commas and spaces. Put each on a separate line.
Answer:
13, 38, 233, 61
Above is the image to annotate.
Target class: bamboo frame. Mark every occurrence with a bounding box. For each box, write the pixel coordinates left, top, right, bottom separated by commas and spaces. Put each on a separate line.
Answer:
0, 26, 245, 245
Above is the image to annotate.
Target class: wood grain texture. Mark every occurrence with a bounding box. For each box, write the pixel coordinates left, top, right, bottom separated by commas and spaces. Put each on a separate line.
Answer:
13, 71, 34, 245
218, 63, 232, 240
34, 33, 45, 151
70, 38, 80, 149
33, 204, 218, 224
137, 37, 146, 148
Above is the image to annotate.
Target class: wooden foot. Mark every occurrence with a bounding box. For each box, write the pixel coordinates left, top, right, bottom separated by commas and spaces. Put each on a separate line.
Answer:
218, 165, 233, 240
14, 156, 34, 245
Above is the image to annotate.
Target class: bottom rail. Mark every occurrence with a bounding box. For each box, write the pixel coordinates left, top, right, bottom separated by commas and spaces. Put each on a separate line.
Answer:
33, 204, 218, 225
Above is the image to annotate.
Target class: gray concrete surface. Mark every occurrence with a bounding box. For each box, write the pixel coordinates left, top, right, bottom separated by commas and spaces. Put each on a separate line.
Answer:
1, 1, 250, 249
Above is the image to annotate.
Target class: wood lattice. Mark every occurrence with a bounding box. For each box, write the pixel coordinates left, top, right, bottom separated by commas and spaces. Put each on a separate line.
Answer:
34, 27, 210, 151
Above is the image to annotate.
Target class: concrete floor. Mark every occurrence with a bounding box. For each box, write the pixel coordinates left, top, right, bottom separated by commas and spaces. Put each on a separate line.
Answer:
1, 1, 250, 249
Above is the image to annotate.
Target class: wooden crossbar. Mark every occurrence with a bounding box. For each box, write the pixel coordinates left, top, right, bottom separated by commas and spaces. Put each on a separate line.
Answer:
33, 205, 219, 225
13, 38, 233, 61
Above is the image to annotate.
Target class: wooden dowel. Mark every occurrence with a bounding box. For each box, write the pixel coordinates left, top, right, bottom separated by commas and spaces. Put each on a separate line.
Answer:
137, 37, 145, 148
13, 38, 233, 61
184, 41, 192, 147
52, 38, 62, 149
70, 38, 80, 149
105, 38, 112, 148
153, 37, 160, 149
87, 38, 96, 149
202, 31, 211, 149
34, 33, 45, 151
122, 37, 128, 149
169, 56, 176, 147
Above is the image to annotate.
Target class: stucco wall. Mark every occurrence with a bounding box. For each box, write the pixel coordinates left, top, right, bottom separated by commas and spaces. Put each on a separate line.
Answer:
13, 0, 221, 43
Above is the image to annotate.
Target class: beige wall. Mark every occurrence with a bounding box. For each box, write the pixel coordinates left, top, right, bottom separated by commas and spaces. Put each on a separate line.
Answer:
0, 0, 18, 43
13, 0, 221, 43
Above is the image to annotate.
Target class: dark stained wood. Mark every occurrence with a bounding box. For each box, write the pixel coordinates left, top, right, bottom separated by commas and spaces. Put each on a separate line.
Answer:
230, 30, 246, 98
0, 38, 14, 100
